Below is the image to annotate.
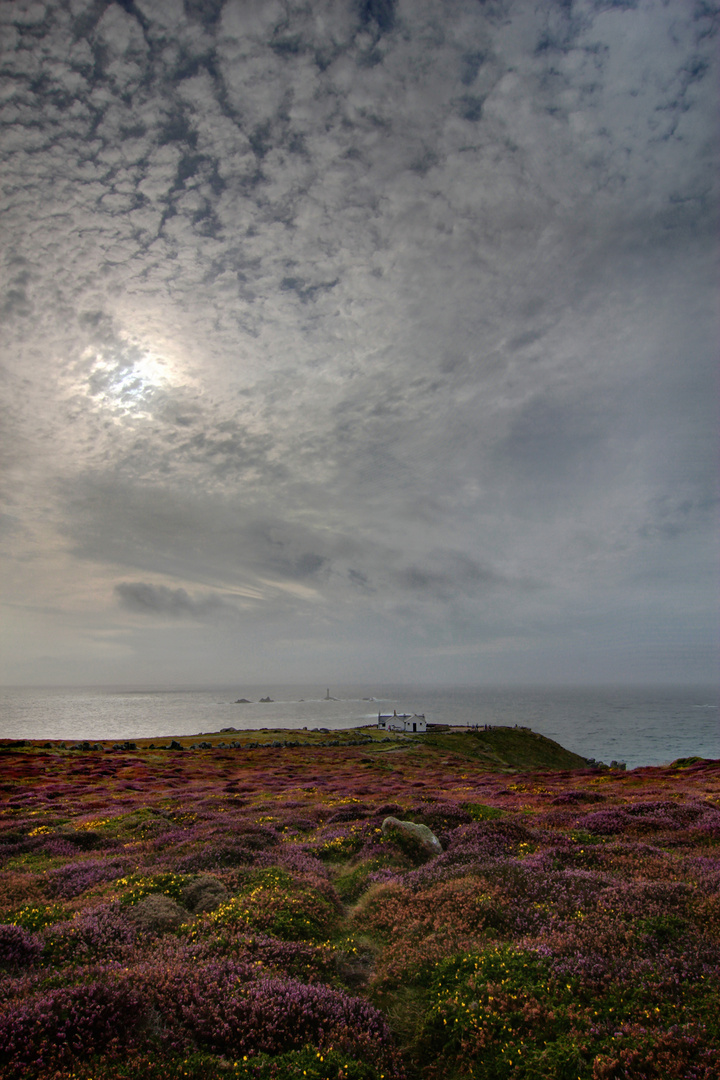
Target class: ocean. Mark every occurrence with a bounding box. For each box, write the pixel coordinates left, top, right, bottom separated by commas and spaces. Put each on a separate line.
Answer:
0, 684, 717, 770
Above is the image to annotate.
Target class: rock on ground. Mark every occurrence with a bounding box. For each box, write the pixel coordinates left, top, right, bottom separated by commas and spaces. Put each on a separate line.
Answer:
381, 816, 443, 856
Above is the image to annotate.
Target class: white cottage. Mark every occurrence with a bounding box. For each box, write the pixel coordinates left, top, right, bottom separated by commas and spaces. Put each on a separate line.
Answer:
377, 710, 426, 733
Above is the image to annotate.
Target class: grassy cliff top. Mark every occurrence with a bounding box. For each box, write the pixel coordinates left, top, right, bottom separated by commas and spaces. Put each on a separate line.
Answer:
1, 725, 719, 1080
415, 725, 590, 771
3, 724, 590, 773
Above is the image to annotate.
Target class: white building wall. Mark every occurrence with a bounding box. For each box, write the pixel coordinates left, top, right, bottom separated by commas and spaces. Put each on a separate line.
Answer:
378, 714, 426, 732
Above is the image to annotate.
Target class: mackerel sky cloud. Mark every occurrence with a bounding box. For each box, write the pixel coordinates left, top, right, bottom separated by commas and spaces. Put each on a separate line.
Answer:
0, 0, 717, 686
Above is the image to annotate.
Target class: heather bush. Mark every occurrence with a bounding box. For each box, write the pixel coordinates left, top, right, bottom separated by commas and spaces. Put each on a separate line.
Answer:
256, 844, 334, 878
181, 873, 228, 913
335, 857, 397, 903
42, 903, 139, 963
225, 1045, 398, 1079
38, 837, 79, 858
175, 842, 252, 872
1, 738, 718, 1080
119, 870, 189, 906
175, 827, 280, 871
552, 791, 606, 805
0, 923, 42, 968
408, 802, 474, 838
624, 799, 705, 826
441, 817, 535, 863
0, 969, 145, 1077
7, 902, 67, 932
132, 893, 188, 933
0, 838, 38, 865
312, 821, 377, 861
184, 926, 339, 983
462, 801, 508, 821
232, 824, 281, 850
47, 859, 127, 899
150, 959, 396, 1066
0, 942, 398, 1076
355, 876, 506, 950
578, 809, 631, 835
203, 867, 340, 941
55, 828, 107, 851
415, 944, 720, 1079
329, 803, 372, 823
53, 1046, 398, 1079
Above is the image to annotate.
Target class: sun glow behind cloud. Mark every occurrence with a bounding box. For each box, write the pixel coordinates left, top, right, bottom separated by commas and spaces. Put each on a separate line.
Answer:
81, 346, 175, 418
0, 0, 717, 686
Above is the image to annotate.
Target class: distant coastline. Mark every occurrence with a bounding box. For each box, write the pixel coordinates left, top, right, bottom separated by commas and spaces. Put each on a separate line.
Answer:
4, 724, 717, 775
0, 684, 716, 770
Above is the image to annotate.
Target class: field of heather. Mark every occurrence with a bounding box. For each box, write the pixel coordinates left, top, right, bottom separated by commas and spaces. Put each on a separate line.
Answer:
1, 726, 719, 1080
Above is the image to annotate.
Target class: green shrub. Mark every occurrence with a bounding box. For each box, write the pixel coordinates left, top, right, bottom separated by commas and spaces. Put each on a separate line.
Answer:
206, 868, 339, 941
231, 1046, 388, 1079
118, 871, 188, 906
51, 1049, 389, 1080
8, 903, 67, 932
635, 913, 688, 945
335, 858, 393, 903
416, 946, 587, 1078
462, 803, 506, 822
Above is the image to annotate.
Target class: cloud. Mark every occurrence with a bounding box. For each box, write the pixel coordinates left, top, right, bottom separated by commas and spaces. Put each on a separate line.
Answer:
359, 0, 397, 35
114, 581, 240, 621
0, 0, 717, 685
394, 549, 526, 599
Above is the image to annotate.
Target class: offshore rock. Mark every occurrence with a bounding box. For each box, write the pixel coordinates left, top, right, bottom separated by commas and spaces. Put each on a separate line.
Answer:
381, 816, 443, 857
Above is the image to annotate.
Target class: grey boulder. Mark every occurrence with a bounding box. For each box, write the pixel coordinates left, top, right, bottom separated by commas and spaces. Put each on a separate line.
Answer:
381, 816, 443, 856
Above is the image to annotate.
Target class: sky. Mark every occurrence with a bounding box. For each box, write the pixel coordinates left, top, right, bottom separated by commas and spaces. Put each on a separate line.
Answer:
0, 0, 718, 689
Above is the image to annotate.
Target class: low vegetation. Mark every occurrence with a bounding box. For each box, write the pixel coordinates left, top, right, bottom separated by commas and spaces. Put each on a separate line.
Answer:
1, 727, 718, 1079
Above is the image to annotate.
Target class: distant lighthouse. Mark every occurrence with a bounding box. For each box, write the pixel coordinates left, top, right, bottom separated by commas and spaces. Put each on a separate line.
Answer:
325, 688, 331, 700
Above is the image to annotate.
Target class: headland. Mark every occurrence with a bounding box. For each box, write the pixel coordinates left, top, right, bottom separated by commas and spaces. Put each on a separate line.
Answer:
1, 728, 718, 1080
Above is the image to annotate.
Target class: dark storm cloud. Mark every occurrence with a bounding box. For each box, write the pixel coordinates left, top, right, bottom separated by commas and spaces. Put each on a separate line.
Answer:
58, 474, 340, 590
115, 581, 239, 620
358, 0, 397, 35
638, 492, 719, 542
280, 276, 340, 303
347, 567, 373, 591
0, 513, 21, 539
395, 550, 519, 598
0, 0, 717, 685
495, 391, 613, 492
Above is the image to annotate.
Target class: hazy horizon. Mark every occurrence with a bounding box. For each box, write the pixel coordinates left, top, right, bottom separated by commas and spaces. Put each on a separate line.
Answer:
2, 682, 716, 769
2, 679, 717, 692
1, 0, 718, 689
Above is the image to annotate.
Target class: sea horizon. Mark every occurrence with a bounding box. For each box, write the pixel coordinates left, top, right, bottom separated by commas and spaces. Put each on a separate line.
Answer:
1, 682, 717, 772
